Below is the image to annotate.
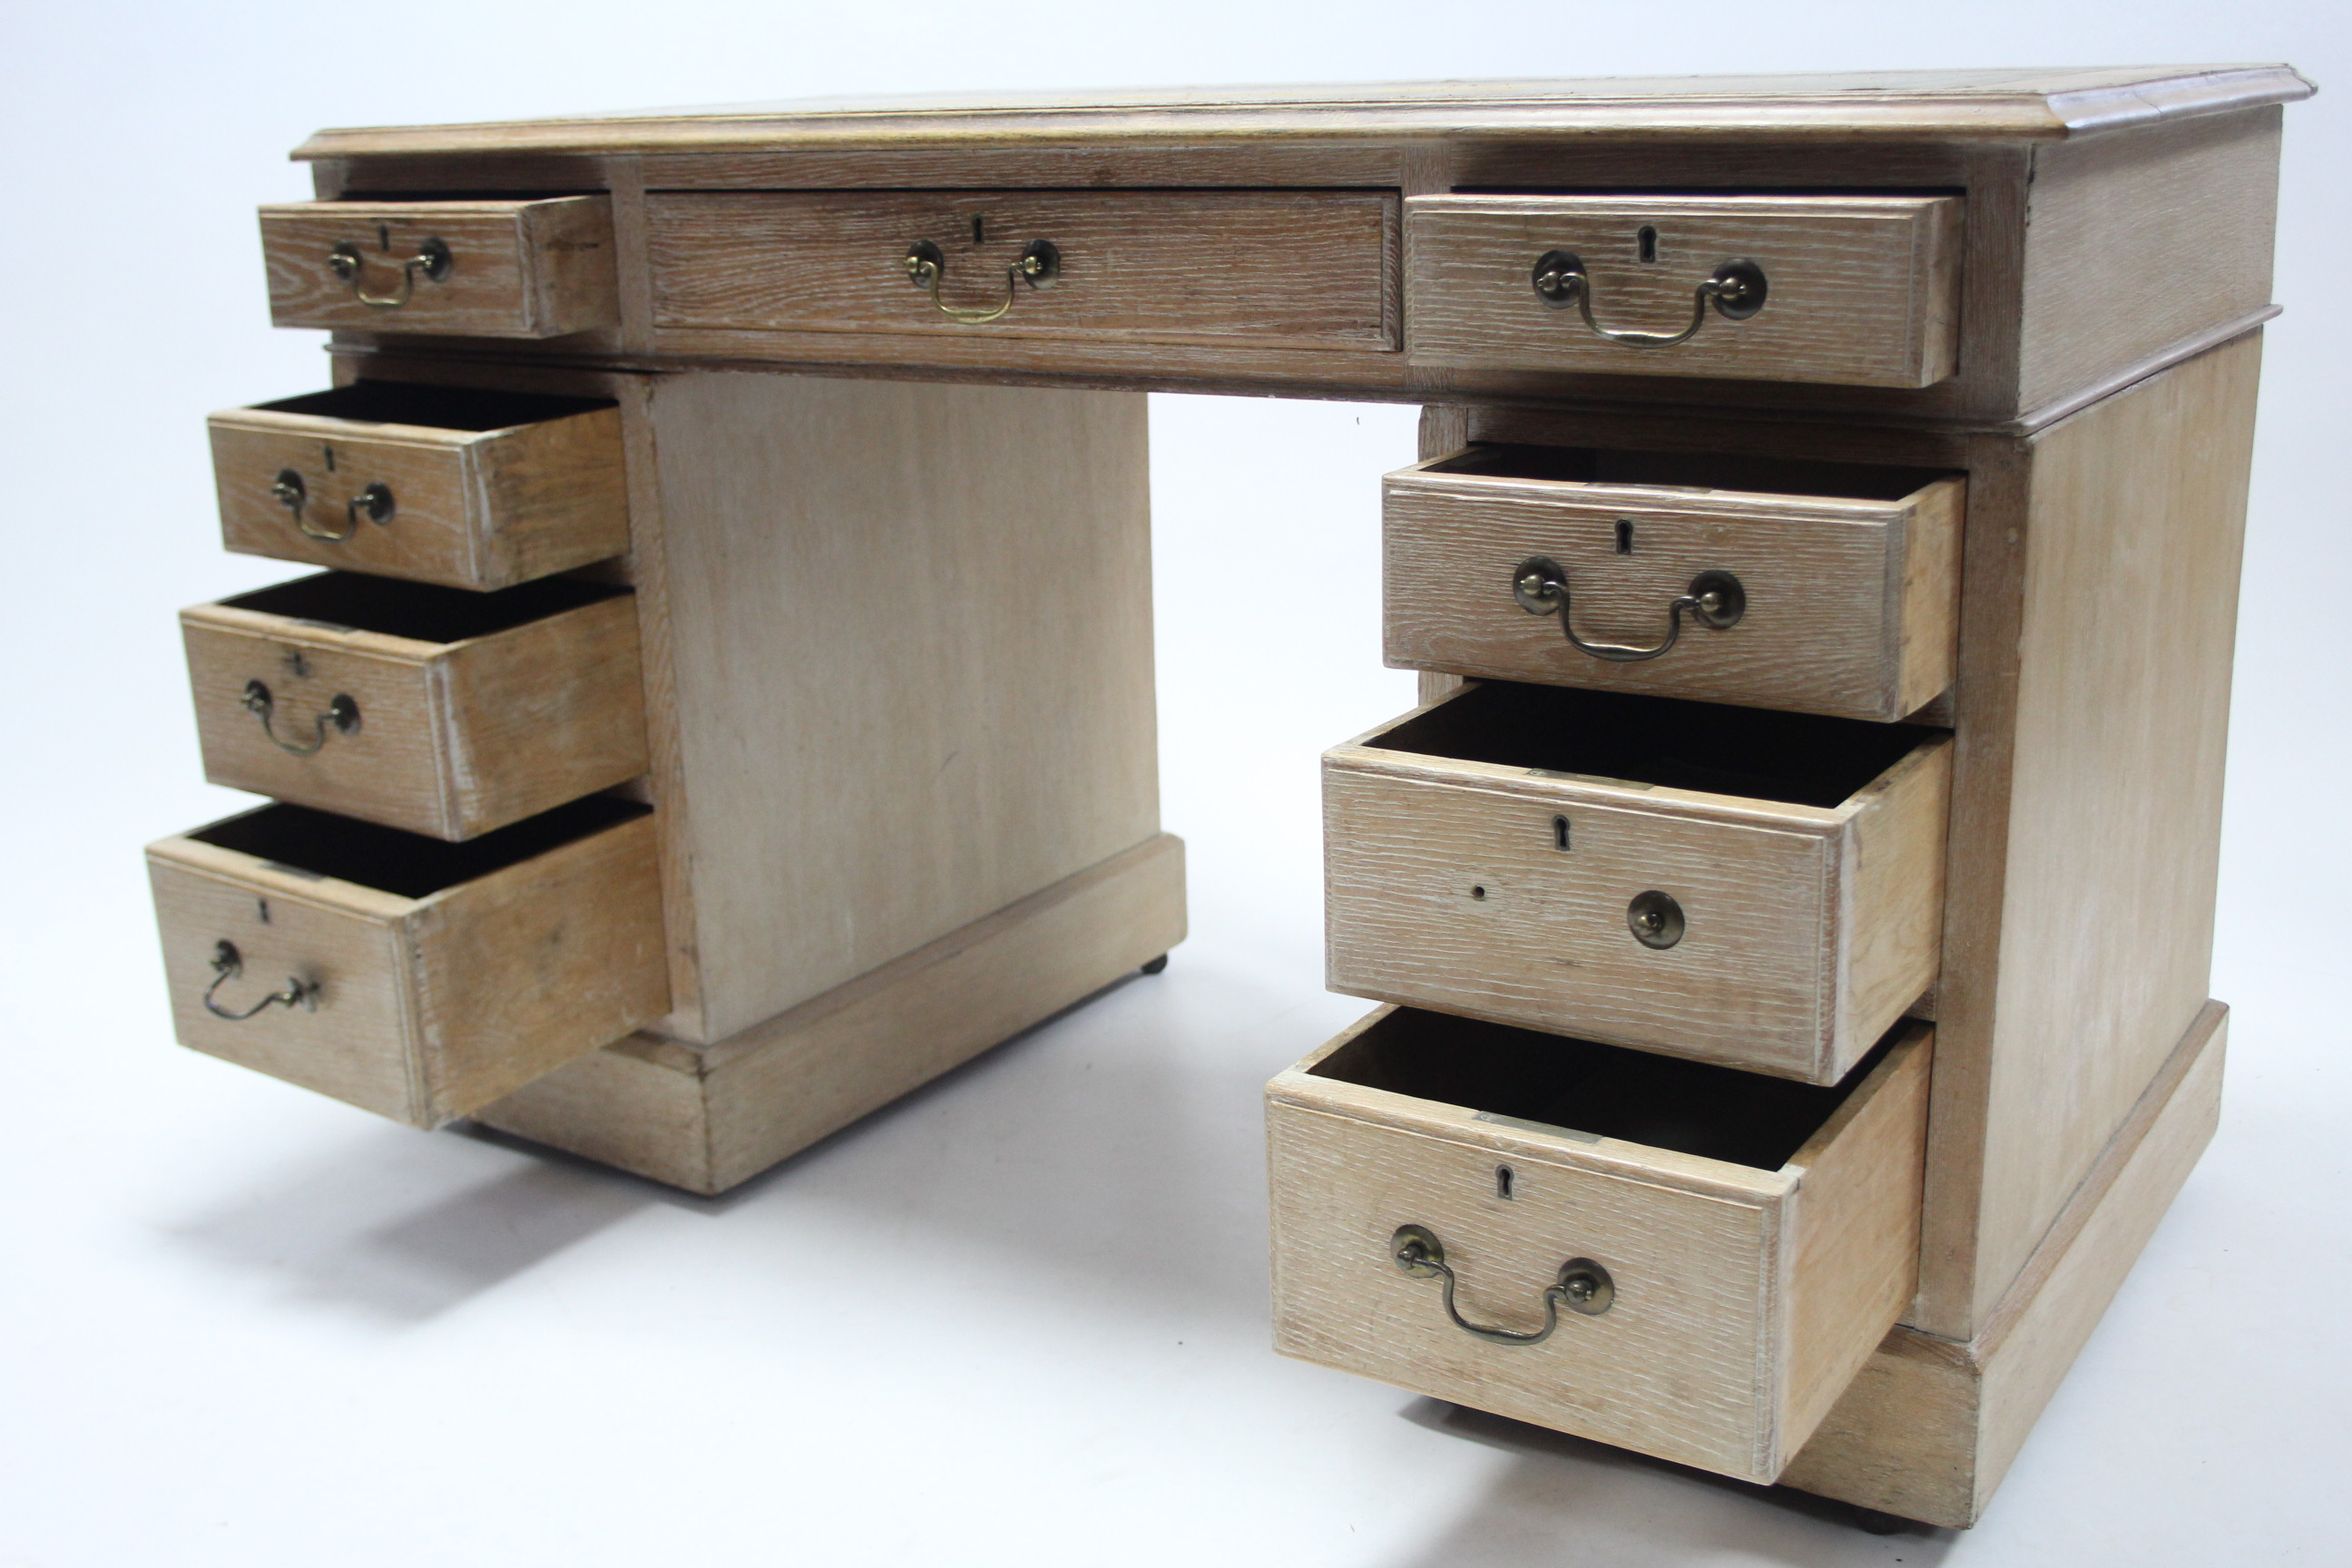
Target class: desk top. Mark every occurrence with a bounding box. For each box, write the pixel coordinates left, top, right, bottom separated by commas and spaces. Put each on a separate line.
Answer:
294, 65, 2313, 161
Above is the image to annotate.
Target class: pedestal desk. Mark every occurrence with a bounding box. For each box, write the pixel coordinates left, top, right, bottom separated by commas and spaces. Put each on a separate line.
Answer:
149, 67, 2312, 1528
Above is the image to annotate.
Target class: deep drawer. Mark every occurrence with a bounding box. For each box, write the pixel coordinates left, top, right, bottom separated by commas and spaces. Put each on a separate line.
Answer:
648, 190, 1398, 351
1386, 445, 1964, 721
208, 382, 629, 591
1324, 681, 1950, 1084
182, 573, 649, 841
259, 197, 620, 337
147, 798, 669, 1128
1405, 193, 1963, 387
1268, 1005, 1930, 1485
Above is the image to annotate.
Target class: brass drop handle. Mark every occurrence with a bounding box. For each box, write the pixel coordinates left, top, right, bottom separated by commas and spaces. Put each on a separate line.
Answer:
1392, 1225, 1613, 1346
328, 236, 453, 309
241, 679, 360, 756
202, 940, 320, 1021
1531, 250, 1769, 348
1513, 555, 1745, 662
902, 237, 1061, 324
271, 469, 395, 543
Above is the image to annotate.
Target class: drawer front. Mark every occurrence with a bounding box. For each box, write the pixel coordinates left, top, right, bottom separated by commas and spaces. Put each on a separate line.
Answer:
183, 583, 648, 841
1405, 194, 1963, 387
1385, 460, 1964, 721
648, 190, 1398, 351
1267, 1010, 1931, 1483
1323, 699, 1950, 1083
209, 389, 628, 590
260, 197, 620, 337
148, 802, 668, 1127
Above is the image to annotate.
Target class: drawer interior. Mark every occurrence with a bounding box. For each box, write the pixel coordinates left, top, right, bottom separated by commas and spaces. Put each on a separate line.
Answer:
222, 571, 626, 646
253, 382, 615, 433
1374, 680, 1936, 808
1310, 1005, 1886, 1171
191, 797, 647, 899
1425, 442, 1950, 503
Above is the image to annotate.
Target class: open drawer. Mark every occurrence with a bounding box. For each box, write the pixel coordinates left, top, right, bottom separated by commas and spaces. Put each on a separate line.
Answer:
147, 797, 668, 1128
182, 573, 649, 841
209, 382, 628, 591
1385, 444, 1964, 721
259, 197, 619, 338
1325, 680, 1949, 1083
1268, 1005, 1931, 1484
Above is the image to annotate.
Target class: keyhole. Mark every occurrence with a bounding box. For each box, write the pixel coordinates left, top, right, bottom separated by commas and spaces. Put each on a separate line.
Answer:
323, 444, 337, 473
377, 224, 390, 251
1614, 519, 1634, 554
1637, 225, 1659, 263
1495, 1165, 1515, 1200
1553, 815, 1572, 852
972, 215, 985, 245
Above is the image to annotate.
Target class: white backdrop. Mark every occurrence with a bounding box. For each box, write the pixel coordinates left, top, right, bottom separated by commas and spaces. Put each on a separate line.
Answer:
3, 6, 2347, 1564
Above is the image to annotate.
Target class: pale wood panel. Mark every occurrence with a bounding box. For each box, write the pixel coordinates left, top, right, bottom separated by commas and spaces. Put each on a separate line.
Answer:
209, 397, 630, 590
1950, 337, 2259, 1330
182, 590, 647, 841
1781, 999, 2225, 1527
2017, 108, 2281, 415
260, 197, 619, 337
648, 190, 1397, 351
646, 374, 1161, 1041
147, 809, 668, 1128
1383, 460, 1963, 720
1266, 1009, 1928, 1483
475, 831, 1186, 1193
1322, 696, 1949, 1083
1405, 195, 1963, 387
290, 67, 2315, 161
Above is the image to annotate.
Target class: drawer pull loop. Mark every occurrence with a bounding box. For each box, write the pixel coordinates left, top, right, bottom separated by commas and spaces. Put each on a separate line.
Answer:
241, 680, 361, 756
328, 238, 453, 309
902, 238, 1061, 325
1531, 250, 1769, 347
1391, 1225, 1613, 1345
202, 939, 319, 1021
271, 471, 396, 543
1513, 556, 1745, 662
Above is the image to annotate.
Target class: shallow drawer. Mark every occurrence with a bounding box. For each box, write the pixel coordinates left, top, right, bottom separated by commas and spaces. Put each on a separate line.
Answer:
183, 573, 649, 841
1324, 681, 1949, 1083
259, 197, 619, 337
1386, 445, 1964, 721
209, 382, 629, 590
147, 798, 668, 1128
1405, 193, 1963, 387
648, 190, 1397, 351
1268, 1005, 1930, 1484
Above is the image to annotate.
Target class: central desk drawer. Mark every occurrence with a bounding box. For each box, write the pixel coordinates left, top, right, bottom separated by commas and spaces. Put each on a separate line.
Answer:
1269, 1005, 1931, 1485
209, 383, 629, 591
1325, 681, 1950, 1084
648, 190, 1398, 351
182, 573, 649, 841
1386, 445, 1965, 721
147, 799, 668, 1128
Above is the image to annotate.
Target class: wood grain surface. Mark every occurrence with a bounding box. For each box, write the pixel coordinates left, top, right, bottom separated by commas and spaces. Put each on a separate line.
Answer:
260, 197, 619, 337
209, 397, 629, 590
1322, 698, 1948, 1083
1266, 1009, 1930, 1483
182, 588, 647, 841
1383, 457, 1963, 720
1404, 194, 1963, 387
648, 190, 1396, 351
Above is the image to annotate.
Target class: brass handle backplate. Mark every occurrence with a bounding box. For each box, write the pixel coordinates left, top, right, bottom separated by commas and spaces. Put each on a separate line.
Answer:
202, 939, 319, 1021
902, 237, 1061, 324
328, 237, 452, 309
1513, 555, 1745, 662
241, 679, 360, 756
1391, 1225, 1613, 1346
271, 470, 394, 543
1531, 250, 1768, 347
